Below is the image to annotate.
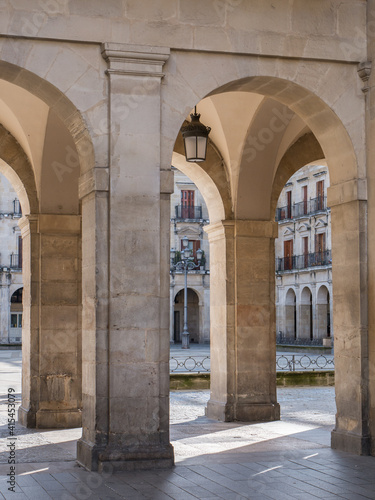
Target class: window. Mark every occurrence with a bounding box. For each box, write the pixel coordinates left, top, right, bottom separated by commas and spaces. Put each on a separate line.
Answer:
286, 191, 292, 219
181, 239, 201, 262
303, 236, 309, 268
315, 233, 326, 265
302, 186, 308, 215
284, 239, 293, 270
181, 190, 195, 218
316, 180, 324, 210
11, 313, 22, 329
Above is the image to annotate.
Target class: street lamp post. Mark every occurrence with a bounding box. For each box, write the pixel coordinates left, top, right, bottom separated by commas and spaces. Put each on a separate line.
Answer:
170, 236, 203, 349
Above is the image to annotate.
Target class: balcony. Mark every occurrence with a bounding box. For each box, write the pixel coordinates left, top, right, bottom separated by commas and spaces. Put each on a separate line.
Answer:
276, 196, 327, 221
174, 205, 203, 220
276, 250, 332, 272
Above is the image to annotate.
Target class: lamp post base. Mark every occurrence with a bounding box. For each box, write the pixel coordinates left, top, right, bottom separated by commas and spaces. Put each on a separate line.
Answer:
181, 331, 190, 349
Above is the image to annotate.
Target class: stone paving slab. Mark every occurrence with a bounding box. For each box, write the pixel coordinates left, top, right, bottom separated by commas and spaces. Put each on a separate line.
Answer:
1, 352, 375, 498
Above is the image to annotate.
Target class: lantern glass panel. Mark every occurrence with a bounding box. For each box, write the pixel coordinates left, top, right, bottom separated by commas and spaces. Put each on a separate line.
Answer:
196, 137, 207, 161
184, 136, 196, 161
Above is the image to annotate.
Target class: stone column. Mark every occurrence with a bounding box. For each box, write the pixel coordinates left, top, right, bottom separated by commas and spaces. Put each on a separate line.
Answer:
18, 214, 82, 429
206, 220, 280, 422
0, 272, 10, 342
77, 43, 174, 471
328, 179, 370, 454
311, 284, 317, 340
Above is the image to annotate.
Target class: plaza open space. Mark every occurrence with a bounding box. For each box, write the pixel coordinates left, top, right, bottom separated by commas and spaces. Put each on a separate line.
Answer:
0, 350, 374, 499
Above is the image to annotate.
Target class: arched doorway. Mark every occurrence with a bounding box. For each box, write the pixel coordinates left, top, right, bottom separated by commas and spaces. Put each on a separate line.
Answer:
10, 288, 23, 343
317, 285, 331, 340
165, 57, 367, 454
285, 288, 296, 340
174, 288, 200, 343
0, 62, 93, 432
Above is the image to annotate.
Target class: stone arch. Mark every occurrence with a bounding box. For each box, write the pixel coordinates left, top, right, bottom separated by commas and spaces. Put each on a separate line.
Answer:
172, 142, 230, 223
0, 60, 95, 178
317, 284, 329, 304
9, 285, 23, 298
174, 287, 200, 343
0, 127, 38, 215
166, 60, 362, 221
270, 133, 324, 217
0, 63, 96, 431
286, 288, 296, 305
174, 286, 203, 306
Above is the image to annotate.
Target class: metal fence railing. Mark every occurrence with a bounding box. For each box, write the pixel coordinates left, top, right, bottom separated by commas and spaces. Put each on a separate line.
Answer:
276, 250, 332, 272
170, 354, 334, 373
276, 196, 327, 221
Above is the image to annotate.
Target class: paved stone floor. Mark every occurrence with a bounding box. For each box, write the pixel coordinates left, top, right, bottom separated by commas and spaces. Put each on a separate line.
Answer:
1, 350, 375, 499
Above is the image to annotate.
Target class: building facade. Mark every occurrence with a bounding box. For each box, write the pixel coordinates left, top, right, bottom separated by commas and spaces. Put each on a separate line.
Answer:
170, 167, 210, 344
275, 164, 332, 345
0, 172, 23, 343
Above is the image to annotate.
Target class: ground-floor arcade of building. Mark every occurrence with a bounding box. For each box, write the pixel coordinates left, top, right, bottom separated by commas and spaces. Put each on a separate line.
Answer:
0, 45, 373, 472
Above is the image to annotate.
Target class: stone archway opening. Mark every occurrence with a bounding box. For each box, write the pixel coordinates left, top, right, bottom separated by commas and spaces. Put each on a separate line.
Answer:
174, 288, 200, 344
0, 65, 94, 434
317, 285, 332, 341
284, 288, 296, 340
10, 288, 23, 344
168, 71, 357, 453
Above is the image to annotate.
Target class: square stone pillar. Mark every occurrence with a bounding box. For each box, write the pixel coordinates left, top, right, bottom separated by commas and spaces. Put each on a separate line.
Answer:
77, 44, 174, 471
18, 214, 82, 429
206, 220, 280, 422
328, 180, 371, 455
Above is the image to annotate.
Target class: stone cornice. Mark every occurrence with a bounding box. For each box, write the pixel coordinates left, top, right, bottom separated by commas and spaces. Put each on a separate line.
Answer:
101, 43, 170, 77
79, 167, 109, 199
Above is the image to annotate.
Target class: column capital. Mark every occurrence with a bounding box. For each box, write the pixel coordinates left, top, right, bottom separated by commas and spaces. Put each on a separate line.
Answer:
18, 214, 81, 236
18, 214, 39, 238
101, 43, 170, 77
327, 178, 367, 207
160, 169, 174, 195
79, 167, 109, 199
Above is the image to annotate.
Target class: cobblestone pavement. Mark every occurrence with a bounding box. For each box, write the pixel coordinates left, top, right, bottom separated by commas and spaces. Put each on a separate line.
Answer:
1, 350, 375, 499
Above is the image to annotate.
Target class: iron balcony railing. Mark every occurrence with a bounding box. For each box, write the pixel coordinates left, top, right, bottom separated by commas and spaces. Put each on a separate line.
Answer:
276, 196, 327, 221
276, 250, 331, 272
175, 205, 203, 220
10, 254, 22, 270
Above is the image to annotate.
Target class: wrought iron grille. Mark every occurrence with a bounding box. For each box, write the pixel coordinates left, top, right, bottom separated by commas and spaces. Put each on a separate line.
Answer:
169, 354, 334, 373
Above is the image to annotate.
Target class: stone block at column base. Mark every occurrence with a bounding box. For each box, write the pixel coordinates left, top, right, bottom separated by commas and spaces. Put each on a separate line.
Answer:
18, 406, 82, 429
77, 439, 174, 472
207, 399, 280, 422
331, 429, 371, 455
18, 406, 36, 428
